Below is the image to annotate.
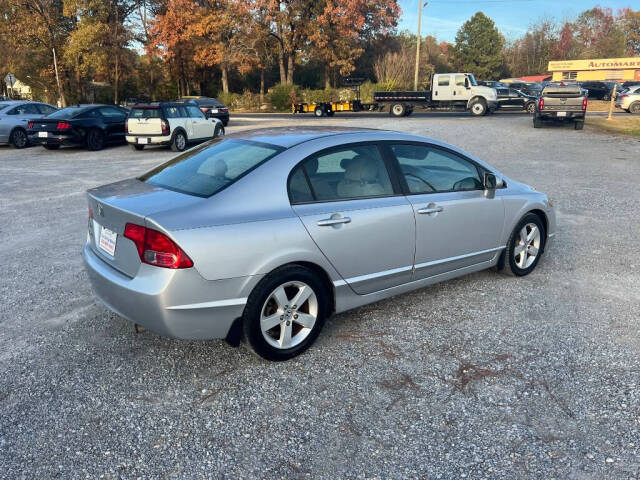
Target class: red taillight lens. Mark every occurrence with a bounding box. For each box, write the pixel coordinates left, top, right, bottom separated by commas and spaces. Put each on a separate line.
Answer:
619, 94, 628, 99
220, 107, 228, 112
200, 107, 208, 113
582, 97, 588, 111
124, 223, 193, 269
161, 120, 169, 135
125, 120, 128, 133
88, 206, 94, 219
56, 121, 70, 130
538, 98, 544, 111
28, 121, 34, 129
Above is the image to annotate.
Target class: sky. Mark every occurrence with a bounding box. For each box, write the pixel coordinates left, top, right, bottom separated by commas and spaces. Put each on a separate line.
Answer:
397, 0, 640, 43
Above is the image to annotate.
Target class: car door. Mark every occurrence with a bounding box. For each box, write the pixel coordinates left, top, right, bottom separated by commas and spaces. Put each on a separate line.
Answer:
290, 143, 415, 295
98, 107, 127, 143
433, 74, 454, 101
386, 142, 504, 280
186, 105, 212, 139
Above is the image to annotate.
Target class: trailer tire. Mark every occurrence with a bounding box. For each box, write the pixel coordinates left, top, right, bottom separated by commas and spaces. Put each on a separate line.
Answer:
470, 98, 487, 116
314, 106, 325, 117
326, 110, 334, 117
404, 107, 413, 117
390, 103, 406, 117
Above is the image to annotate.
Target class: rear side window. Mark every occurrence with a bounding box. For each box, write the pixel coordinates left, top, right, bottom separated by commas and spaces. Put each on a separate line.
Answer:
37, 104, 57, 115
165, 106, 186, 118
129, 108, 162, 119
390, 144, 482, 193
289, 144, 393, 203
140, 139, 283, 197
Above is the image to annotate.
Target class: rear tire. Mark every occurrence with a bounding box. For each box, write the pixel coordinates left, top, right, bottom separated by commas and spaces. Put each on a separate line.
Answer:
86, 128, 105, 151
602, 94, 611, 101
9, 128, 28, 149
502, 213, 546, 277
171, 131, 187, 152
326, 110, 335, 117
533, 116, 542, 128
242, 265, 329, 361
131, 144, 144, 151
390, 103, 406, 117
574, 121, 584, 130
629, 102, 640, 114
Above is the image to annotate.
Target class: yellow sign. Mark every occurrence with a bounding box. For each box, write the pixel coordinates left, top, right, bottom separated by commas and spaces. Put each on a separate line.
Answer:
548, 57, 640, 72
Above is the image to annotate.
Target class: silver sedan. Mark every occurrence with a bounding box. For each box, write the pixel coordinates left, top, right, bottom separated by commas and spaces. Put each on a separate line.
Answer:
83, 128, 556, 360
0, 100, 58, 148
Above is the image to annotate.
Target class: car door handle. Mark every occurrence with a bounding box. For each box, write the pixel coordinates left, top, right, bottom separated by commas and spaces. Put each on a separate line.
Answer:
317, 216, 351, 226
417, 206, 443, 215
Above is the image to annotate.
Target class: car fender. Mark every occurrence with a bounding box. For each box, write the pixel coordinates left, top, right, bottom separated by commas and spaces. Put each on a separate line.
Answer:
499, 193, 555, 246
171, 126, 188, 141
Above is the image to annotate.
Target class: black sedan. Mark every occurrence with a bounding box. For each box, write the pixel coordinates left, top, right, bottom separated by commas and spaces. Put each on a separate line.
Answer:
179, 97, 229, 126
496, 88, 537, 113
27, 104, 128, 151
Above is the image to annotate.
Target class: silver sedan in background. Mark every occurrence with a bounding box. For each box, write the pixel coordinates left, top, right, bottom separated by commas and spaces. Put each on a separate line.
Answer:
0, 100, 58, 148
83, 128, 556, 360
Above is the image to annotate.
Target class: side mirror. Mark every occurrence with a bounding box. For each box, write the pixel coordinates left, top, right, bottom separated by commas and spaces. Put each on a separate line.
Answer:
465, 78, 471, 89
483, 172, 497, 198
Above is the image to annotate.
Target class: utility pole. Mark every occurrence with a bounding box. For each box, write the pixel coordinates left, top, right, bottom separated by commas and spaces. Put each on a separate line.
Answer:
414, 1, 427, 91
52, 48, 65, 107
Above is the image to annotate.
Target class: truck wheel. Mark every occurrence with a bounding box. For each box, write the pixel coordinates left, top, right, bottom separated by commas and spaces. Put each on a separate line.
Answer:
314, 106, 325, 117
629, 102, 640, 114
602, 93, 611, 101
390, 104, 406, 117
526, 102, 536, 114
470, 99, 487, 116
533, 116, 542, 128
574, 121, 584, 130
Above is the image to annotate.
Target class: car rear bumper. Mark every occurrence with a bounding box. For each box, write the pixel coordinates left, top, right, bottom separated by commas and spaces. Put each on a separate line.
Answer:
538, 111, 585, 120
126, 134, 172, 146
29, 133, 80, 145
83, 242, 261, 340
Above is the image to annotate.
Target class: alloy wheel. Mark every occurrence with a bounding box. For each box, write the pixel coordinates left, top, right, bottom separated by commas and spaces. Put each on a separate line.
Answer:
175, 133, 186, 150
12, 129, 27, 148
513, 222, 541, 269
260, 281, 318, 350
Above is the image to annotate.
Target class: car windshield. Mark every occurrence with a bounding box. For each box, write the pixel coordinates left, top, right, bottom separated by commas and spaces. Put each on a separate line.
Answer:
129, 107, 162, 118
140, 139, 283, 197
47, 107, 85, 119
467, 74, 478, 86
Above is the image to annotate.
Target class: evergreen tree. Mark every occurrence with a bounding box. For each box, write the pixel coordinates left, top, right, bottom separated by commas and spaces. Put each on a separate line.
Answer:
452, 12, 505, 79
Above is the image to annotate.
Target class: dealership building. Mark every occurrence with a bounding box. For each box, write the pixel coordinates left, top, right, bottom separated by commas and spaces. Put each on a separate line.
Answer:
548, 57, 640, 82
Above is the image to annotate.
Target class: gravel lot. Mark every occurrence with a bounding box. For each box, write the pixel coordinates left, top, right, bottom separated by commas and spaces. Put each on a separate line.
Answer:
1, 112, 639, 479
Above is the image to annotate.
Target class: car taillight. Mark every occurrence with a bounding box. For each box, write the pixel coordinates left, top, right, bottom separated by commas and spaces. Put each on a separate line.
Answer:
538, 98, 544, 111
124, 223, 193, 269
88, 206, 93, 219
161, 120, 169, 135
28, 121, 34, 129
220, 107, 228, 112
582, 97, 588, 111
619, 94, 628, 99
57, 121, 70, 130
200, 107, 208, 113
125, 120, 128, 133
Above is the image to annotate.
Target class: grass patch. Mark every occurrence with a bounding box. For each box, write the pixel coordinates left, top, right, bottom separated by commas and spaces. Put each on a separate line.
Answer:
587, 116, 640, 137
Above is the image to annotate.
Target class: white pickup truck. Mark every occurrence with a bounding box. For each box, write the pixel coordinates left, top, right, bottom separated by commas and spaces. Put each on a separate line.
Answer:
125, 102, 224, 152
373, 73, 498, 116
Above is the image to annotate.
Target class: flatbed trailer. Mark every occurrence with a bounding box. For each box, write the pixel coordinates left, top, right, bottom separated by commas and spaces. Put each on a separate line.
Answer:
292, 99, 379, 117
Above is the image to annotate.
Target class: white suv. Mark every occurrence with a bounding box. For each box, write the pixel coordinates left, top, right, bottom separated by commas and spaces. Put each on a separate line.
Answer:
125, 102, 224, 151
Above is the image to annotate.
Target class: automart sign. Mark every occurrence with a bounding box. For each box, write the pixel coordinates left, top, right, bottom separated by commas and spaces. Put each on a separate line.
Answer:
548, 57, 640, 71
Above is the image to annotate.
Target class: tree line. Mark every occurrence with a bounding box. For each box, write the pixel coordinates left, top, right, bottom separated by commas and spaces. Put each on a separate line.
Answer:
0, 1, 638, 106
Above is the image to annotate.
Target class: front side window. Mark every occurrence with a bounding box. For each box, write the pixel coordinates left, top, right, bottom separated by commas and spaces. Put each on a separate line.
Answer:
289, 144, 393, 203
37, 104, 57, 115
8, 103, 39, 115
186, 105, 205, 118
140, 139, 282, 197
390, 143, 482, 194
455, 75, 466, 87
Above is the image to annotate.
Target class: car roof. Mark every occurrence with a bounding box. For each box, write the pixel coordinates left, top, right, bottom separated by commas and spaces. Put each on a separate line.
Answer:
227, 126, 395, 148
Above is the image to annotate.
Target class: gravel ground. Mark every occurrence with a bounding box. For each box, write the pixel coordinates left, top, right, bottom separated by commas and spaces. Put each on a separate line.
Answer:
1, 112, 639, 479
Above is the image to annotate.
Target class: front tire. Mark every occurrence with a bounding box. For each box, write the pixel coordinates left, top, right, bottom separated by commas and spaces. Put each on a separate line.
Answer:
243, 265, 329, 361
214, 124, 225, 137
502, 213, 546, 277
629, 102, 640, 114
470, 99, 487, 116
171, 131, 187, 152
10, 128, 28, 149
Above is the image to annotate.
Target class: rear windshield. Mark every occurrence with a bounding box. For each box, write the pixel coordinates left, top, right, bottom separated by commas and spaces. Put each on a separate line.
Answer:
129, 108, 162, 118
140, 139, 283, 197
47, 107, 85, 118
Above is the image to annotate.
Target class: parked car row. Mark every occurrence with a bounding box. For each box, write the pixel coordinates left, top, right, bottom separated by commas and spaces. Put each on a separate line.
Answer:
0, 98, 227, 150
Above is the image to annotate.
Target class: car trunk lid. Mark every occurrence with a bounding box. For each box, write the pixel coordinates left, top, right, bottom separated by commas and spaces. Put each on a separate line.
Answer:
87, 178, 202, 277
127, 107, 165, 135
